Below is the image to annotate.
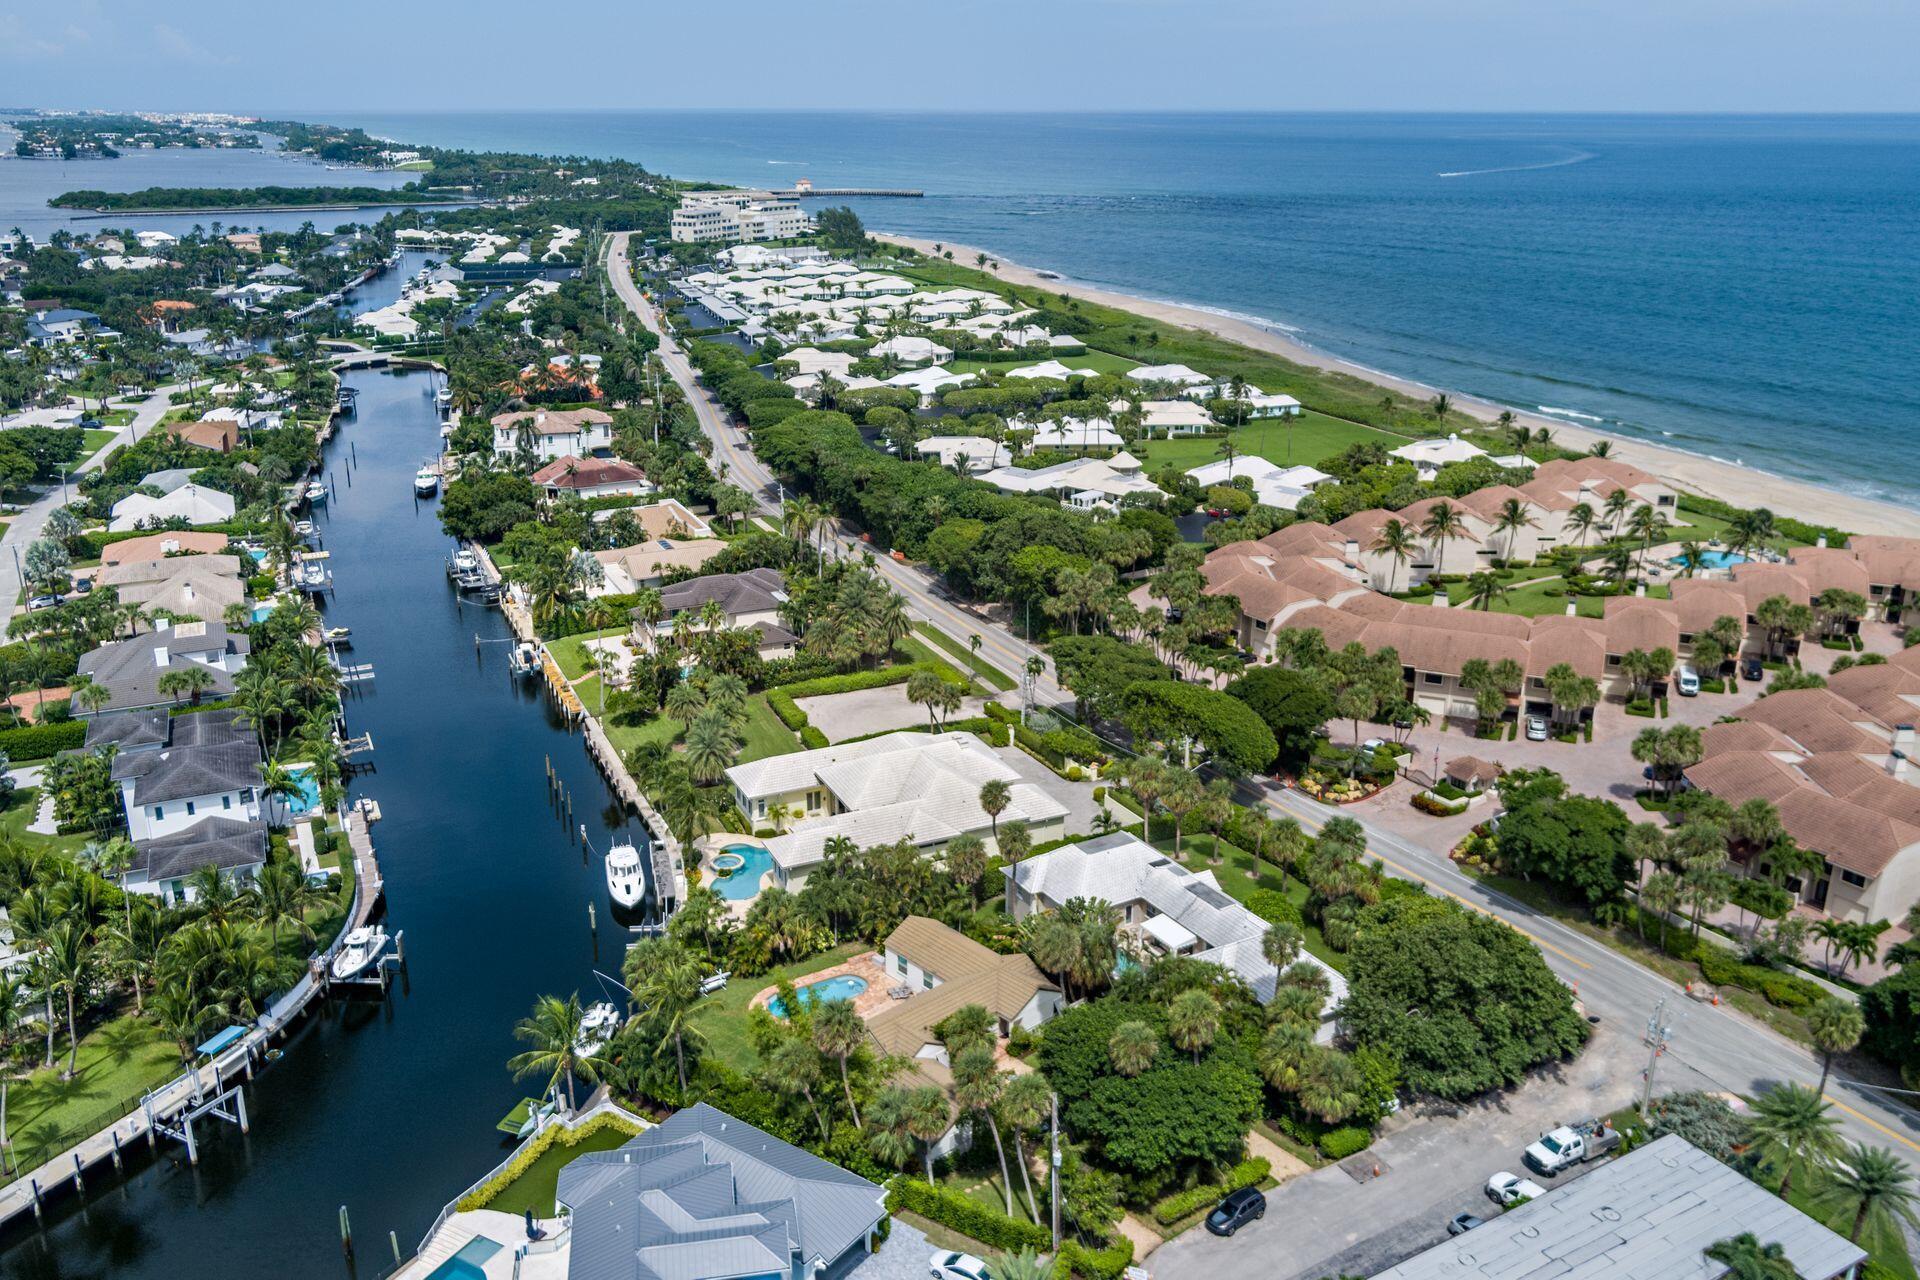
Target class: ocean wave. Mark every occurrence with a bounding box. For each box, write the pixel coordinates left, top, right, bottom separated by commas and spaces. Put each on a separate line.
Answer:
1536, 405, 1604, 422
1438, 150, 1596, 179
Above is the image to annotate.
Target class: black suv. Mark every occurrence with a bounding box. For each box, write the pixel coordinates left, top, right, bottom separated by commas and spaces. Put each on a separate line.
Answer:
1742, 656, 1765, 681
1204, 1186, 1266, 1236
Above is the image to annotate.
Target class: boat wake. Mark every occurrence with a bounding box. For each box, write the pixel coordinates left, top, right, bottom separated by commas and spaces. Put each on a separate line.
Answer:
1439, 149, 1595, 179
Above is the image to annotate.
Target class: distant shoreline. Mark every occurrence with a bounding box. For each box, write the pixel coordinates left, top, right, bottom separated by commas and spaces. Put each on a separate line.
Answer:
62, 200, 480, 219
873, 231, 1920, 540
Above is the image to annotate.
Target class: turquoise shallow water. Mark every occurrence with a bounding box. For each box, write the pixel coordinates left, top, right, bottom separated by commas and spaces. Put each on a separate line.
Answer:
323, 110, 1920, 506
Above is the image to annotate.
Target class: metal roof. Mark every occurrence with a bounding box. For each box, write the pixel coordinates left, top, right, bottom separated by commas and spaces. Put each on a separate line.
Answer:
1369, 1135, 1867, 1280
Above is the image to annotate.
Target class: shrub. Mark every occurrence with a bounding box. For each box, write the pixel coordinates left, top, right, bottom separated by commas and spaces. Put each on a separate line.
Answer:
778, 665, 928, 699
1150, 1158, 1270, 1225
1245, 888, 1304, 927
0, 719, 87, 760
800, 726, 829, 750
456, 1111, 646, 1211
1411, 790, 1468, 816
1318, 1127, 1372, 1160
1057, 1237, 1134, 1280
767, 689, 807, 730
886, 1178, 1050, 1250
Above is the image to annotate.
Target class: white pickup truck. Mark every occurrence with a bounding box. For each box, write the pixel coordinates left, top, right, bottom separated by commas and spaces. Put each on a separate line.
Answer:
1523, 1120, 1622, 1176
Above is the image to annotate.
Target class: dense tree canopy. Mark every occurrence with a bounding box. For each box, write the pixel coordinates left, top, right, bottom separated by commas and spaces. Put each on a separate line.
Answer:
1226, 666, 1336, 764
1340, 897, 1589, 1098
1494, 789, 1634, 906
1118, 680, 1278, 774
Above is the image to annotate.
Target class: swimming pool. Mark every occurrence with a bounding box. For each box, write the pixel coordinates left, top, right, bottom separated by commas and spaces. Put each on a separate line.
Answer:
249, 600, 278, 624
1670, 549, 1750, 571
768, 974, 869, 1018
423, 1236, 502, 1280
285, 763, 323, 818
711, 843, 773, 901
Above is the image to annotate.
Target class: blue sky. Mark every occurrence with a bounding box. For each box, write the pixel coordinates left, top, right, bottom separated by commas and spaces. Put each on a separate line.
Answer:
4, 0, 1918, 113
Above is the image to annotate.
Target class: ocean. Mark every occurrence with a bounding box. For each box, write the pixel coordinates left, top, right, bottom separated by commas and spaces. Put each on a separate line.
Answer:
15, 110, 1920, 504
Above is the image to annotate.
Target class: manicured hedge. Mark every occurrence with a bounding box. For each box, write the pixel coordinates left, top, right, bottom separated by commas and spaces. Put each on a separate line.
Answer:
1244, 888, 1304, 927
455, 1111, 646, 1212
0, 720, 87, 760
800, 726, 829, 749
886, 1177, 1050, 1250
1057, 1237, 1134, 1280
1150, 1157, 1271, 1225
768, 689, 807, 729
1318, 1126, 1373, 1159
777, 666, 921, 699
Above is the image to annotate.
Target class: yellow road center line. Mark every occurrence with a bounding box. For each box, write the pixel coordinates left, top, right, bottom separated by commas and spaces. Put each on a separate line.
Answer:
1826, 1095, 1920, 1155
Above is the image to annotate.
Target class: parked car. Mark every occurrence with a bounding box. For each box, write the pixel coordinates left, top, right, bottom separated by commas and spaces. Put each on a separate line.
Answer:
1486, 1171, 1548, 1206
1447, 1213, 1485, 1236
1204, 1186, 1267, 1236
1676, 666, 1700, 697
930, 1253, 992, 1280
1524, 715, 1549, 741
1524, 1120, 1622, 1176
1360, 737, 1389, 753
1742, 655, 1765, 681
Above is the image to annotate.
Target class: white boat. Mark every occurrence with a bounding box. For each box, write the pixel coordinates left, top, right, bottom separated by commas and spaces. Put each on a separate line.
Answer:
331, 926, 387, 982
413, 467, 439, 496
435, 386, 453, 406
305, 481, 329, 503
450, 549, 479, 576
325, 625, 352, 643
508, 640, 541, 678
605, 842, 645, 908
439, 423, 455, 439
575, 1001, 621, 1057
293, 519, 316, 537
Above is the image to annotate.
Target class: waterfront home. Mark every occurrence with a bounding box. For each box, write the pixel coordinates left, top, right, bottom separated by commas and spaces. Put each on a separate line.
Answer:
1142, 399, 1216, 436
1244, 391, 1304, 418
727, 731, 1068, 889
1389, 434, 1488, 479
627, 566, 797, 657
595, 498, 712, 538
555, 1103, 888, 1280
868, 335, 952, 366
1020, 419, 1126, 454
1125, 362, 1211, 388
593, 538, 729, 595
531, 455, 655, 501
719, 243, 830, 268
89, 707, 269, 902
1007, 832, 1346, 1026
979, 452, 1159, 512
109, 482, 237, 532
24, 307, 100, 345
95, 555, 246, 626
99, 530, 230, 567
1184, 457, 1333, 510
489, 407, 615, 461
916, 435, 1011, 473
76, 621, 249, 714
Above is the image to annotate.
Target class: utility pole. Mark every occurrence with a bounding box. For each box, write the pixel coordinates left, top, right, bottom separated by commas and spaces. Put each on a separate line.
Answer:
1049, 1091, 1061, 1253
1639, 997, 1676, 1119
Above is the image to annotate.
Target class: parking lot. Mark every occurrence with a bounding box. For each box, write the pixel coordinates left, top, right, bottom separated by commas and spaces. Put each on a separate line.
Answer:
1148, 1014, 1717, 1280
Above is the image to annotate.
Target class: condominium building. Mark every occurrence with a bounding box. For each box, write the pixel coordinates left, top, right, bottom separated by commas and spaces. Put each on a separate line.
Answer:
669, 190, 810, 243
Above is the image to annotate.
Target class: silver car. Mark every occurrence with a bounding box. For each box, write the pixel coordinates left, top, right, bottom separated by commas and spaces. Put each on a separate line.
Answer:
1525, 715, 1549, 741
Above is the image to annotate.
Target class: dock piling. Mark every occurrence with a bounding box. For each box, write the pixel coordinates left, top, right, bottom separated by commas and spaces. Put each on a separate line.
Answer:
71, 1153, 83, 1194
111, 1129, 123, 1172
29, 1178, 40, 1225
340, 1205, 353, 1258
588, 902, 596, 931
391, 1230, 401, 1265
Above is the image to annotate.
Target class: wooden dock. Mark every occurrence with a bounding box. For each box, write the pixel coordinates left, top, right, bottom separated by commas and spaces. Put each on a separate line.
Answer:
0, 806, 386, 1228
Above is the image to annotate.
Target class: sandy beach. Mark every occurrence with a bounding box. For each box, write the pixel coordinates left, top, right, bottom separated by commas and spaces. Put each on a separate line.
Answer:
875, 232, 1920, 540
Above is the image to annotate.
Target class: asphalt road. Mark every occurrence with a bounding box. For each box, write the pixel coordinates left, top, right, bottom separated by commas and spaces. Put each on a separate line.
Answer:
601, 232, 1920, 1185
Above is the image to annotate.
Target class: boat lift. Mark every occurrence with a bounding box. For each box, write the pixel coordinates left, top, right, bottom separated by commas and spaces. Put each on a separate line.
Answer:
144, 1026, 252, 1165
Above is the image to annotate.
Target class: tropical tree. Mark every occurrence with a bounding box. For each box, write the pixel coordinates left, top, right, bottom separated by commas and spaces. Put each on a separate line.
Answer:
1419, 500, 1473, 574
507, 992, 604, 1113
1702, 1234, 1798, 1280
1167, 988, 1221, 1063
997, 1071, 1050, 1222
979, 778, 1011, 843
1807, 998, 1865, 1093
1492, 498, 1538, 563
1368, 519, 1418, 594
812, 998, 867, 1128
766, 1037, 832, 1143
0, 971, 21, 1171
1463, 571, 1508, 612
1813, 1143, 1920, 1246
1107, 1020, 1159, 1077
43, 919, 92, 1078
1748, 1083, 1842, 1200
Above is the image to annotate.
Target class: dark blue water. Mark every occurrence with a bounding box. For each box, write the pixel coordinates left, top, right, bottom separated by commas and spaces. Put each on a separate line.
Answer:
325, 111, 1920, 504
0, 370, 645, 1280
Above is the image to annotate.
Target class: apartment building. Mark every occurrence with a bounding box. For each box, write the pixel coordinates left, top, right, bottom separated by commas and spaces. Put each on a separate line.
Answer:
669, 190, 810, 243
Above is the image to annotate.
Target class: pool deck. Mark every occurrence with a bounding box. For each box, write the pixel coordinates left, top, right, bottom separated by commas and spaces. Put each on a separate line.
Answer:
749, 952, 894, 1018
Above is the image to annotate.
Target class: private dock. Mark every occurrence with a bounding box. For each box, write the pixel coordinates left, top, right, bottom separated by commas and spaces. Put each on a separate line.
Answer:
787, 187, 922, 198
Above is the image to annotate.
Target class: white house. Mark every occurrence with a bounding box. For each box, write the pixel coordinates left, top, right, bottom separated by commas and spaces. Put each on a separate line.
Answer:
981, 452, 1161, 510
109, 484, 236, 532
1390, 434, 1488, 479
1245, 391, 1304, 418
917, 436, 1011, 473
1022, 419, 1125, 453
1004, 359, 1098, 382
1185, 457, 1334, 511
1142, 399, 1216, 437
1126, 363, 1211, 388
869, 335, 952, 366
778, 347, 859, 378
883, 365, 975, 402
489, 407, 615, 461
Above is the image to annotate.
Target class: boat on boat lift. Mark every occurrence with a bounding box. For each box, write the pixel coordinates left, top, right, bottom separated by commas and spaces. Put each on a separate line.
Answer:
605, 841, 645, 908
330, 926, 388, 982
413, 466, 439, 496
575, 1002, 622, 1057
305, 480, 329, 503
294, 519, 316, 537
325, 625, 352, 644
508, 640, 541, 677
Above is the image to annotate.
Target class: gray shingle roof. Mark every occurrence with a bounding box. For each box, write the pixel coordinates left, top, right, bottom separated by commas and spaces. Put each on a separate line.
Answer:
656, 568, 787, 621
111, 711, 260, 805
556, 1104, 886, 1280
76, 624, 247, 713
137, 816, 266, 883
85, 708, 171, 752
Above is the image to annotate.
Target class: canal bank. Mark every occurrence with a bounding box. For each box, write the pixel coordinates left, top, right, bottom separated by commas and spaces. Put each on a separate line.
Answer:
0, 368, 648, 1280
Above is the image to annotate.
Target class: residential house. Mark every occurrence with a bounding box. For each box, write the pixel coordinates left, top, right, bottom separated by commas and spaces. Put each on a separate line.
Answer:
628, 567, 796, 657
1125, 363, 1211, 388
95, 554, 246, 626
99, 531, 230, 567
979, 452, 1159, 512
1019, 419, 1126, 454
1006, 833, 1347, 1027
531, 455, 655, 501
75, 622, 249, 714
726, 732, 1069, 889
108, 483, 237, 532
594, 538, 729, 596
1142, 399, 1216, 437
24, 308, 99, 345
1390, 435, 1487, 479
1185, 458, 1333, 511
916, 436, 1011, 473
489, 407, 615, 461
1004, 360, 1098, 383
554, 1103, 888, 1280
868, 335, 952, 367
160, 419, 241, 453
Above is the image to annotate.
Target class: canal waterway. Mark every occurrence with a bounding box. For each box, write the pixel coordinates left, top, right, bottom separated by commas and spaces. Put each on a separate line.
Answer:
0, 368, 649, 1279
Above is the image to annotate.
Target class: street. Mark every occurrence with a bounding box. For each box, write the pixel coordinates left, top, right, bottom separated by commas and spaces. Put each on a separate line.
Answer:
599, 234, 1920, 1205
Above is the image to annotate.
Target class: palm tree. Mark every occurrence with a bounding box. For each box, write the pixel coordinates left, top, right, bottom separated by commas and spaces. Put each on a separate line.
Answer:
1107, 1020, 1159, 1077
952, 1043, 1017, 1214
1748, 1083, 1842, 1200
1463, 571, 1508, 611
625, 937, 707, 1095
767, 1037, 832, 1143
902, 1085, 952, 1182
997, 1071, 1050, 1222
507, 992, 603, 1113
1368, 518, 1418, 594
1564, 502, 1599, 551
1258, 1022, 1316, 1097
1492, 498, 1538, 563
1806, 998, 1864, 1095
683, 709, 739, 784
1167, 988, 1220, 1064
812, 998, 867, 1127
0, 971, 22, 1172
43, 919, 91, 1078
1419, 500, 1473, 575
979, 778, 1011, 843
1814, 1143, 1920, 1245
1298, 1050, 1364, 1124
1703, 1234, 1798, 1280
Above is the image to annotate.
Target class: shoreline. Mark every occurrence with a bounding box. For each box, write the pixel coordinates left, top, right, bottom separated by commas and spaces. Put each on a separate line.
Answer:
873, 231, 1920, 540
61, 200, 479, 219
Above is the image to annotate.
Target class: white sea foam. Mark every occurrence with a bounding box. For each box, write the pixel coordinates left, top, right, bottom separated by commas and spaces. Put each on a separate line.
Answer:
1438, 150, 1597, 179
1537, 405, 1604, 422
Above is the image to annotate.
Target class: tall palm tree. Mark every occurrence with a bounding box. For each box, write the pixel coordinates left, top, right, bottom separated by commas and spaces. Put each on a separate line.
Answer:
1463, 571, 1508, 612
507, 992, 604, 1113
1167, 988, 1220, 1064
902, 1085, 952, 1182
0, 971, 22, 1173
952, 1043, 1017, 1215
1419, 501, 1473, 576
1564, 502, 1598, 550
979, 779, 1011, 843
811, 998, 867, 1128
42, 919, 92, 1078
997, 1071, 1050, 1222
626, 938, 707, 1095
1748, 1083, 1842, 1200
1492, 498, 1538, 564
1813, 1143, 1920, 1245
1368, 518, 1419, 594
766, 1037, 832, 1143
1107, 1020, 1159, 1077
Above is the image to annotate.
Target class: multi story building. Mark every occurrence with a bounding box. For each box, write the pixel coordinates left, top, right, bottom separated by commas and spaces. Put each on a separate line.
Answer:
669, 190, 810, 243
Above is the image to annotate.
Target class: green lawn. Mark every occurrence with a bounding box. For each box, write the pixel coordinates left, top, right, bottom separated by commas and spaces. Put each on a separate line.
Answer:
914, 624, 1016, 693
0, 788, 90, 858
945, 349, 1141, 377
7, 1015, 184, 1173
1131, 412, 1406, 474
688, 942, 864, 1066
889, 634, 971, 685
739, 693, 801, 763
81, 429, 119, 455
547, 628, 626, 681
483, 1122, 639, 1217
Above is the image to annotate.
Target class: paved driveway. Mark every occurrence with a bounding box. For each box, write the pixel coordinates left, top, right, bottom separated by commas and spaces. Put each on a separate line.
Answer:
797, 685, 989, 742
842, 1218, 931, 1280
1151, 1015, 1715, 1280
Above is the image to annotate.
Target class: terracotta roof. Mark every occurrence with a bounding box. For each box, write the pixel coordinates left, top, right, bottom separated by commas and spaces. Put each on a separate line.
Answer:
1700, 720, 1796, 758
885, 915, 1000, 981
1527, 615, 1608, 679
1667, 580, 1751, 632
1741, 687, 1889, 754
1603, 598, 1682, 656
530, 455, 648, 489
161, 419, 238, 452
99, 531, 230, 566
1825, 663, 1920, 728
1444, 756, 1501, 786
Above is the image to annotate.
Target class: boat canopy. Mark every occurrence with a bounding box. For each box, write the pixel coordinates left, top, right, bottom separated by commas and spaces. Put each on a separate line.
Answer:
196, 1024, 249, 1057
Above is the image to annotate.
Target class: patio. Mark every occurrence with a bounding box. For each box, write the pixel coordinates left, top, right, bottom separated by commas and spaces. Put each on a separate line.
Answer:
748, 952, 894, 1018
